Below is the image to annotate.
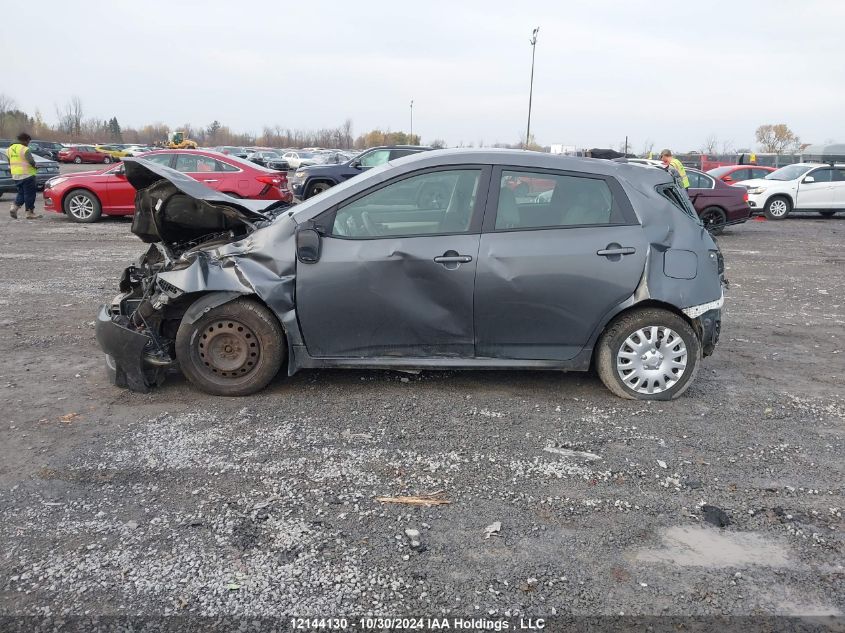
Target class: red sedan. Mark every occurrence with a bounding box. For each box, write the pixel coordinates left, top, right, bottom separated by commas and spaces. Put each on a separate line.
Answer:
43, 150, 292, 223
57, 145, 113, 164
706, 164, 775, 185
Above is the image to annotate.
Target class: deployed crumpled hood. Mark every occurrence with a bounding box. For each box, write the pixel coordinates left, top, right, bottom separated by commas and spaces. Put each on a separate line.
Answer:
123, 158, 288, 244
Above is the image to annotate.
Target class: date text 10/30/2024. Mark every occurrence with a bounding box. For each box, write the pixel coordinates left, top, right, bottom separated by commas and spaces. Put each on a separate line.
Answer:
290, 617, 547, 630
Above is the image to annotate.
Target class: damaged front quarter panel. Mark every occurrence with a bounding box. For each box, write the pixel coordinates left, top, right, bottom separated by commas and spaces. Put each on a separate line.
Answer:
96, 158, 297, 391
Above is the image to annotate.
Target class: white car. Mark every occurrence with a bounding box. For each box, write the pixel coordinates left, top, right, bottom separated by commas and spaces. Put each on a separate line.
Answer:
281, 150, 320, 169
742, 163, 845, 220
124, 146, 153, 157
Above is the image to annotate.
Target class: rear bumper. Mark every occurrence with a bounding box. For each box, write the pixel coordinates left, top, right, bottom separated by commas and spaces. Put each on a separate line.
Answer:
95, 304, 164, 392
695, 308, 721, 357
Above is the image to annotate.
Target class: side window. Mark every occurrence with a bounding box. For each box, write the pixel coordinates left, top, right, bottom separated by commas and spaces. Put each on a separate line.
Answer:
807, 168, 832, 183
359, 149, 391, 167
144, 154, 173, 167
752, 168, 770, 179
687, 171, 710, 189
389, 149, 415, 160
214, 159, 238, 172
175, 154, 217, 172
496, 170, 623, 230
831, 168, 845, 182
331, 169, 481, 238
729, 169, 749, 182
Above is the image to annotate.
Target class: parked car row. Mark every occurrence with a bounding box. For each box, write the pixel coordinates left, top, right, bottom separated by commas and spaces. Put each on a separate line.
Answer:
0, 152, 60, 198
43, 149, 291, 223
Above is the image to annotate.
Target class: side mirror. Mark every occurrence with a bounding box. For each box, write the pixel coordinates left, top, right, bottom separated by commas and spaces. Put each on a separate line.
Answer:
803, 176, 815, 183
723, 176, 733, 182
296, 228, 322, 264
350, 160, 362, 169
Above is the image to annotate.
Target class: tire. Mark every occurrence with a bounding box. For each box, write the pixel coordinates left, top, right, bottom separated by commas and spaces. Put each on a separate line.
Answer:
819, 211, 836, 218
63, 189, 102, 223
699, 206, 727, 235
764, 195, 791, 220
596, 307, 701, 401
73, 156, 82, 164
306, 181, 332, 199
103, 156, 112, 164
175, 297, 285, 396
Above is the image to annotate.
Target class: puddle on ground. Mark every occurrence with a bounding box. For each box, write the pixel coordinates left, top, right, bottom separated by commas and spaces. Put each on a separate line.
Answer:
634, 526, 791, 568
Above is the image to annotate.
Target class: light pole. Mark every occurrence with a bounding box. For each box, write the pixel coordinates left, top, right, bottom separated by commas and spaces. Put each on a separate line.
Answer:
410, 99, 414, 143
525, 26, 539, 150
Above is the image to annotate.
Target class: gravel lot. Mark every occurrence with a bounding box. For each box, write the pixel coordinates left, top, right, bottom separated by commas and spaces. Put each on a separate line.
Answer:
0, 164, 843, 625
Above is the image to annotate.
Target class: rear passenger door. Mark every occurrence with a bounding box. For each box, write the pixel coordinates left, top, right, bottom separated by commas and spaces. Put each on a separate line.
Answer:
174, 153, 224, 190
474, 167, 647, 361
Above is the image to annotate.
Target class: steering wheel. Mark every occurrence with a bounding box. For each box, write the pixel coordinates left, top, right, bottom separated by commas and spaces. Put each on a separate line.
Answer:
360, 211, 380, 236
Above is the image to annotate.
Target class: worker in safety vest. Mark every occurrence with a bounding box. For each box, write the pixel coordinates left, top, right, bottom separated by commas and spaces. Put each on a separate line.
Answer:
6, 133, 41, 219
659, 148, 690, 189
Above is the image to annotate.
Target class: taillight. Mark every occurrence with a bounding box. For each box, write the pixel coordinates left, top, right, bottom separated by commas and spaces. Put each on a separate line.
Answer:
743, 192, 749, 203
256, 175, 281, 186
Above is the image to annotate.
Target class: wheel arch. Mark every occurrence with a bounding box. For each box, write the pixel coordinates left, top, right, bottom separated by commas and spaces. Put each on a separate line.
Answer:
61, 186, 102, 214
588, 298, 699, 368
172, 290, 297, 373
764, 192, 794, 209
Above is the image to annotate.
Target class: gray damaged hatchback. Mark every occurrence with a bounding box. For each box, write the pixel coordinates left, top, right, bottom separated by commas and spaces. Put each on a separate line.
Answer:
96, 150, 725, 400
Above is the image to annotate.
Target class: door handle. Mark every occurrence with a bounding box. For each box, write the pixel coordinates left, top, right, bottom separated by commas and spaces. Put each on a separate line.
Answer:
434, 255, 473, 263
597, 246, 636, 256
203, 179, 219, 183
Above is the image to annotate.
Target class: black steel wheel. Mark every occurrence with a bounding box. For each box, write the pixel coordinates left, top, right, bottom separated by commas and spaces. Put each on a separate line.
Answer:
700, 206, 727, 235
175, 298, 285, 396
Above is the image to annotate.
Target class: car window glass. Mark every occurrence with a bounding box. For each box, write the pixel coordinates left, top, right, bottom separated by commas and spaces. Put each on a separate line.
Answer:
831, 168, 845, 182
687, 171, 711, 189
214, 159, 238, 172
390, 149, 414, 160
496, 170, 622, 230
752, 169, 770, 179
807, 168, 832, 183
729, 169, 749, 181
144, 154, 173, 166
175, 154, 218, 172
360, 149, 391, 167
332, 169, 481, 238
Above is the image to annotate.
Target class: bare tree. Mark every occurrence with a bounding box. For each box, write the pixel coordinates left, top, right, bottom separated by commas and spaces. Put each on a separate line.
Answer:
640, 138, 654, 157
0, 93, 16, 115
755, 124, 800, 154
56, 96, 84, 137
720, 138, 735, 154
701, 133, 719, 154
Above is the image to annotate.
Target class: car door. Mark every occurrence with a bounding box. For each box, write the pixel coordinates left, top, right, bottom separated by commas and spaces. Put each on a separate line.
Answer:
723, 168, 750, 185
474, 167, 647, 361
103, 164, 137, 212
830, 168, 845, 208
796, 167, 833, 209
296, 166, 490, 358
174, 153, 224, 191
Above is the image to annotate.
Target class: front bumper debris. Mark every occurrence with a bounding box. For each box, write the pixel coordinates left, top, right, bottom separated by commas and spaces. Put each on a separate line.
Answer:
95, 304, 165, 392
695, 308, 722, 357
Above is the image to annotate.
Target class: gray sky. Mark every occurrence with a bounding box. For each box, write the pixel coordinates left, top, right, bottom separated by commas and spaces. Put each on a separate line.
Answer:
5, 0, 844, 150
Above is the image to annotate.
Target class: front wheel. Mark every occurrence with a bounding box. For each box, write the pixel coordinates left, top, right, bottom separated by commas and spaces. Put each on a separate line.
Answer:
306, 182, 332, 198
764, 196, 791, 220
596, 308, 701, 401
73, 156, 82, 164
175, 297, 285, 396
103, 156, 112, 164
700, 206, 727, 235
64, 189, 102, 223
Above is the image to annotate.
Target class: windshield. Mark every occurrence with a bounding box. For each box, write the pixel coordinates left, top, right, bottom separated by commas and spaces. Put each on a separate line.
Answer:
765, 164, 812, 181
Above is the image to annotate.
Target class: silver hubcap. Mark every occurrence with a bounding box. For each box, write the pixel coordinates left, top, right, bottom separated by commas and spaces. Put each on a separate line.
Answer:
68, 195, 94, 219
769, 199, 788, 216
616, 326, 688, 395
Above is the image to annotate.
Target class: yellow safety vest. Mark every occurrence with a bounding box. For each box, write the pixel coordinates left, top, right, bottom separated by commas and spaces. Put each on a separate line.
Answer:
670, 158, 689, 188
7, 143, 37, 177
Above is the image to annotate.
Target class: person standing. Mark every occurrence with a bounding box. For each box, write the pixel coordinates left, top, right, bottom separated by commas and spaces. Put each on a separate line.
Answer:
659, 148, 689, 190
7, 133, 41, 219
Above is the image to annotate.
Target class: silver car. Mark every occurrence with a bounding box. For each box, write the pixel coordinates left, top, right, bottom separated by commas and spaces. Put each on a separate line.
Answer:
96, 150, 725, 400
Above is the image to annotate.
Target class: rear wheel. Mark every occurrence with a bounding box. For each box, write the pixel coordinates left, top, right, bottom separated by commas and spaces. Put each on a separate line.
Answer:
64, 189, 102, 223
819, 211, 836, 218
306, 181, 332, 198
175, 297, 285, 396
73, 156, 82, 164
596, 308, 701, 401
764, 196, 791, 220
103, 156, 112, 164
700, 206, 727, 234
